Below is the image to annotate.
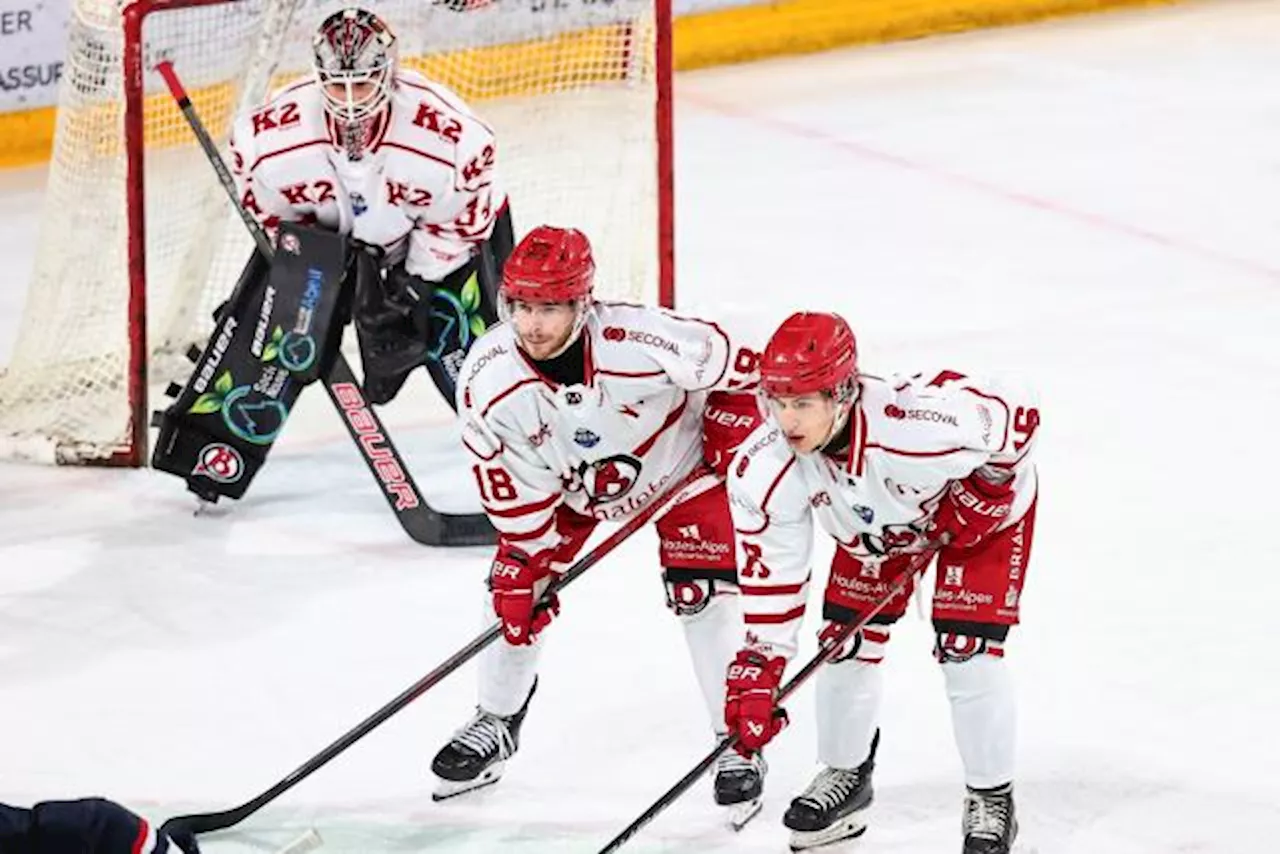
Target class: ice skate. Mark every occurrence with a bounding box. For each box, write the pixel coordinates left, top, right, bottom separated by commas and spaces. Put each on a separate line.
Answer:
430, 682, 535, 801
713, 749, 766, 830
783, 731, 878, 851
962, 783, 1017, 854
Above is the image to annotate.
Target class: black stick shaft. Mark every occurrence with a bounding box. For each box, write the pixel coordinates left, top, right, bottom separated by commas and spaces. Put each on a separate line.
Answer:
156, 61, 272, 258
161, 466, 712, 838
154, 60, 490, 546
596, 547, 937, 854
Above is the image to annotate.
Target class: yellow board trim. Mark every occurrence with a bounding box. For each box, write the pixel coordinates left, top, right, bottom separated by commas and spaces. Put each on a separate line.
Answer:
0, 107, 57, 168
0, 0, 1178, 169
673, 0, 1179, 70
0, 20, 642, 168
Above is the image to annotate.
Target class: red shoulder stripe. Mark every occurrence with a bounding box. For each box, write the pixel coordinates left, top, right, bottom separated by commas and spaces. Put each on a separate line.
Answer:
379, 140, 454, 170
480, 377, 546, 418
633, 392, 689, 457
250, 138, 329, 172
734, 456, 796, 536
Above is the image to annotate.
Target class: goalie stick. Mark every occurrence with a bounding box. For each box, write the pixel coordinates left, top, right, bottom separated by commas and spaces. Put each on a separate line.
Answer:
158, 465, 716, 842
154, 60, 494, 547
595, 544, 940, 854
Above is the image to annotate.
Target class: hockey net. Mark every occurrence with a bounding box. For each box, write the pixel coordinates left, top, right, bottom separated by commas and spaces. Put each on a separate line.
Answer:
0, 0, 672, 465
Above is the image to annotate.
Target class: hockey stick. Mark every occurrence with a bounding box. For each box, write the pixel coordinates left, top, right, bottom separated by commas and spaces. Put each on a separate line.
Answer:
154, 60, 494, 547
159, 465, 716, 841
595, 545, 939, 854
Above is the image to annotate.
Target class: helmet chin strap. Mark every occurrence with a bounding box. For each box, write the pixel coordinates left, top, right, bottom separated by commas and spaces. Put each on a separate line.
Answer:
818, 379, 861, 451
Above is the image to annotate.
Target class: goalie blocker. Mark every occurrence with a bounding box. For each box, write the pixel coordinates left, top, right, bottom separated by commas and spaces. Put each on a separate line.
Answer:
151, 223, 353, 503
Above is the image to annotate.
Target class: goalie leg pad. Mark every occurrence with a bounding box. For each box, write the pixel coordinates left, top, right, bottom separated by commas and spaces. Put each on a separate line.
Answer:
355, 206, 512, 407
151, 224, 351, 503
420, 206, 510, 409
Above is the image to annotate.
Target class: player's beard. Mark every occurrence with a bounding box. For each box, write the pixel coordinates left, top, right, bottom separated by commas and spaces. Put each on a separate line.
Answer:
507, 298, 591, 361
519, 328, 572, 360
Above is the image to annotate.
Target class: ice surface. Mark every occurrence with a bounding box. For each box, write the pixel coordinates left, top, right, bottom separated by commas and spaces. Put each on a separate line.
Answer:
2, 2, 1279, 851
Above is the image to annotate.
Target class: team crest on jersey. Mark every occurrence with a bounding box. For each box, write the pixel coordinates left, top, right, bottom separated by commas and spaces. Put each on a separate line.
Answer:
573, 428, 601, 448
564, 453, 641, 506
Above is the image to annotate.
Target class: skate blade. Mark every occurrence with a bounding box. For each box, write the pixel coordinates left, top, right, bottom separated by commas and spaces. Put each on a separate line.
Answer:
726, 797, 762, 831
788, 813, 868, 851
431, 763, 505, 802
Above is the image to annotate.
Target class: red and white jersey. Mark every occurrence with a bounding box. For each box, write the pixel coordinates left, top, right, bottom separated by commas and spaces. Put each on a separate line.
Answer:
229, 70, 504, 282
458, 302, 759, 556
728, 369, 1040, 659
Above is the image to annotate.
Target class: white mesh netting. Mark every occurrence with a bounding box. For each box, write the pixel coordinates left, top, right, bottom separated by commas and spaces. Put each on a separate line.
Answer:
0, 0, 662, 464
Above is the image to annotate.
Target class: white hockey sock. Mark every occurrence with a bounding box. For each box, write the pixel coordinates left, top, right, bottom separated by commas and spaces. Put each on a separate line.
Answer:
477, 594, 542, 717
816, 658, 883, 769
676, 591, 743, 735
942, 655, 1016, 788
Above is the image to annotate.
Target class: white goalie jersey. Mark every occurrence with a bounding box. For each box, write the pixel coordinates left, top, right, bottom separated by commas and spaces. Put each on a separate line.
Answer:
229, 69, 505, 282
458, 302, 759, 556
728, 369, 1040, 658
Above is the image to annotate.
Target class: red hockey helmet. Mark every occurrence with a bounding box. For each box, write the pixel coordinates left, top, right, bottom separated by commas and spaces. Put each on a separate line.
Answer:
760, 312, 858, 398
501, 226, 596, 304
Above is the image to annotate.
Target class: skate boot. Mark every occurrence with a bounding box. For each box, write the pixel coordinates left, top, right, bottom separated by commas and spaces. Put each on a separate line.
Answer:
430, 681, 536, 801
713, 749, 767, 830
783, 730, 878, 851
962, 783, 1017, 854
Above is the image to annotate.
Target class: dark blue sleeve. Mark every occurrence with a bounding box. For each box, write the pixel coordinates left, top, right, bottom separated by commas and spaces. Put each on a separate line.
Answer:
0, 802, 37, 854
0, 798, 148, 853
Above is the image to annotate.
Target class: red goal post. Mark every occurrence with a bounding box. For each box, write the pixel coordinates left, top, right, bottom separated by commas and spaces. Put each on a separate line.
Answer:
0, 0, 674, 466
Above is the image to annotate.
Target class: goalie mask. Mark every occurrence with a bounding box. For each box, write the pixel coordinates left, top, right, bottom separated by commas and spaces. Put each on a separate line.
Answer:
313, 8, 397, 159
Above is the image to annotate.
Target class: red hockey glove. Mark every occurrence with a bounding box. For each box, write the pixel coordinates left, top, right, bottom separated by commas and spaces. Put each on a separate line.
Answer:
724, 648, 788, 756
703, 391, 764, 478
929, 473, 1015, 551
489, 540, 559, 645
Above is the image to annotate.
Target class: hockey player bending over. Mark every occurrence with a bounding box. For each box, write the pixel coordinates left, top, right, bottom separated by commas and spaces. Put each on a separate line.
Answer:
229, 7, 512, 406
723, 312, 1039, 853
0, 797, 198, 854
431, 225, 768, 824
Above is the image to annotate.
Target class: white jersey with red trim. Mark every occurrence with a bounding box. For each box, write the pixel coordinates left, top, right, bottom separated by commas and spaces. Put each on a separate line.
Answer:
229, 69, 504, 282
458, 302, 759, 556
727, 369, 1040, 659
